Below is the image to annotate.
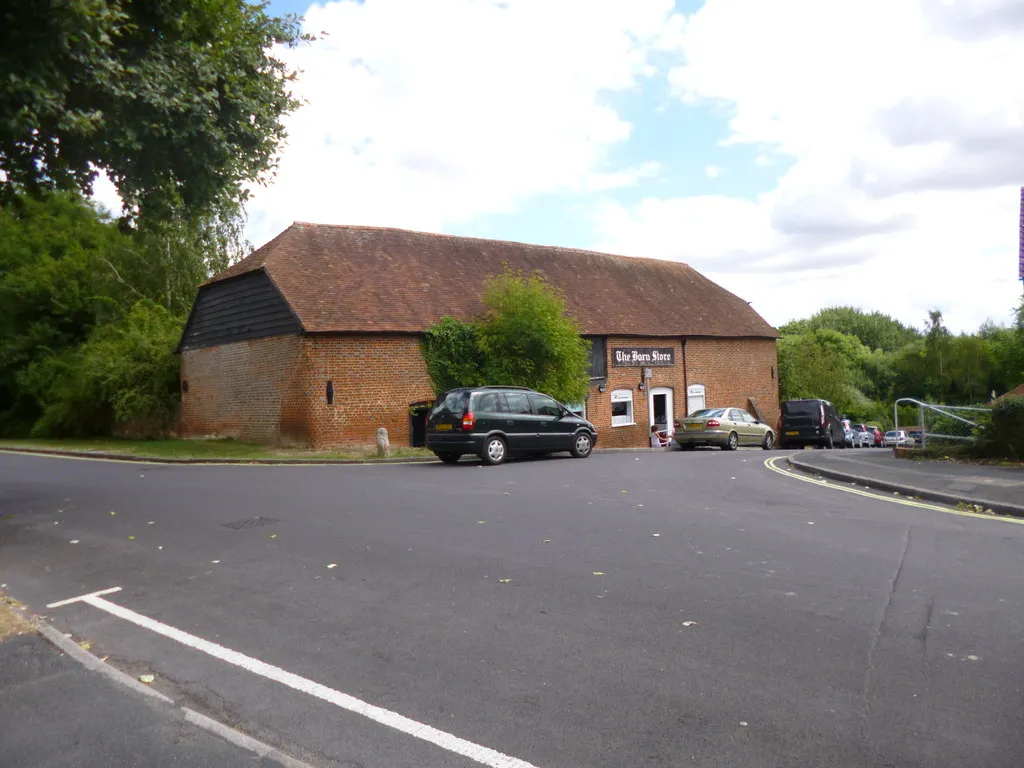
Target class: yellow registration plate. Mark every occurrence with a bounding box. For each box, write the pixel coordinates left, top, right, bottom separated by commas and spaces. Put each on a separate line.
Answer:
435, 423, 453, 431
686, 423, 703, 430
785, 430, 799, 436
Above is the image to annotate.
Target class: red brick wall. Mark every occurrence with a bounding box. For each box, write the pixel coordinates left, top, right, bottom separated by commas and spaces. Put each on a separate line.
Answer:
684, 338, 780, 429
179, 335, 308, 443
301, 335, 435, 447
583, 337, 687, 448
179, 333, 778, 450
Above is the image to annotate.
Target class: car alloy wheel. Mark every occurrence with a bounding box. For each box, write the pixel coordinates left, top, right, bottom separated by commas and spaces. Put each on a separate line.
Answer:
762, 432, 774, 450
726, 431, 738, 451
571, 433, 593, 458
482, 436, 507, 465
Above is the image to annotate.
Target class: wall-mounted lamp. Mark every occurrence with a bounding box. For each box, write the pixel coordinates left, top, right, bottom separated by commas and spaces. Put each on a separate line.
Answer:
598, 383, 607, 393
638, 382, 646, 392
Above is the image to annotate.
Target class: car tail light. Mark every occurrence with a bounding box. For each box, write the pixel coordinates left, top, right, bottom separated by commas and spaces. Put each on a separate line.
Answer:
706, 419, 720, 428
462, 412, 475, 430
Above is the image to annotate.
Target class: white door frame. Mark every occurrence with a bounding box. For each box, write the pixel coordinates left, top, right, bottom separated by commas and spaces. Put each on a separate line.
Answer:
649, 386, 674, 434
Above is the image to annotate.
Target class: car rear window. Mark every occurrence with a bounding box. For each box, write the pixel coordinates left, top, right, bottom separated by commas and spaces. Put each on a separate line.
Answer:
782, 400, 821, 416
430, 390, 468, 419
691, 408, 725, 418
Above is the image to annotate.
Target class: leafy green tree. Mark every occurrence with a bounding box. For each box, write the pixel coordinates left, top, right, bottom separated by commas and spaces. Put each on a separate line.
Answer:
777, 329, 871, 417
476, 268, 591, 405
977, 396, 1024, 460
123, 210, 251, 315
27, 301, 183, 437
780, 306, 920, 353
420, 317, 488, 395
980, 313, 1024, 398
0, 0, 309, 222
0, 193, 133, 432
0, 193, 243, 436
421, 269, 591, 405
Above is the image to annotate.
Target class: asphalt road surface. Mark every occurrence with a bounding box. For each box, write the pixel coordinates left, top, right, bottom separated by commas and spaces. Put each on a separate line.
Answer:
2, 449, 1023, 767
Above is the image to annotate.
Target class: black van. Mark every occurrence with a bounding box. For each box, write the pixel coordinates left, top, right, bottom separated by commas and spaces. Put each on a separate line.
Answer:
425, 386, 598, 465
780, 399, 845, 449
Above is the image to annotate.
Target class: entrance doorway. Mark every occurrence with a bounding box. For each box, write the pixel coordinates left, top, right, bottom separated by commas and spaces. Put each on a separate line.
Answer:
649, 386, 674, 434
408, 402, 431, 447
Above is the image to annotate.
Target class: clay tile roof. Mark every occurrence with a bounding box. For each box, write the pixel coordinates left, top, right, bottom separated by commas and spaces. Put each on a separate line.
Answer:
207, 223, 778, 338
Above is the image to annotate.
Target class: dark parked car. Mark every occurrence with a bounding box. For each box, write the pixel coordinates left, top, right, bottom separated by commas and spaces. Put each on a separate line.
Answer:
426, 386, 598, 465
780, 398, 846, 449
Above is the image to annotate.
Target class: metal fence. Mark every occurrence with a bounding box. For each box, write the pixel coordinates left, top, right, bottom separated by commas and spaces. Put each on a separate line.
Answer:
893, 398, 990, 448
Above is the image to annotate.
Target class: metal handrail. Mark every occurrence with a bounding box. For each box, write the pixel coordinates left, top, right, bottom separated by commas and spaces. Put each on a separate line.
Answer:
893, 397, 989, 448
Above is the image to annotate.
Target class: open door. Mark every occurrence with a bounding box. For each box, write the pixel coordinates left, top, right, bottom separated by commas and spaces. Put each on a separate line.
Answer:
408, 402, 431, 447
649, 386, 674, 436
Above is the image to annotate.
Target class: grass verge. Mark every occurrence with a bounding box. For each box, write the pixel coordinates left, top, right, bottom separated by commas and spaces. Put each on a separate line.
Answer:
0, 595, 33, 641
0, 438, 435, 462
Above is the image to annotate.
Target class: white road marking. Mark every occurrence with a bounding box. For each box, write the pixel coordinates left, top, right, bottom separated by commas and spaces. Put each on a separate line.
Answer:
764, 456, 1024, 526
46, 586, 123, 608
50, 589, 541, 768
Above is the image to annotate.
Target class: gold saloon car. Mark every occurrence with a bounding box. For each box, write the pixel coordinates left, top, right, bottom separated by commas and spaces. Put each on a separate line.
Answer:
674, 407, 776, 451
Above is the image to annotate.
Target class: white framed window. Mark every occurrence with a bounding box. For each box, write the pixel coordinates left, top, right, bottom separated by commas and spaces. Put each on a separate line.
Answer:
611, 389, 634, 427
686, 384, 706, 416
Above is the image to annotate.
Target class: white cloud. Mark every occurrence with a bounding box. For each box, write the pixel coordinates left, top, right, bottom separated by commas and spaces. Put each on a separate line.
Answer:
244, 0, 681, 245
593, 0, 1024, 333
78, 0, 1016, 335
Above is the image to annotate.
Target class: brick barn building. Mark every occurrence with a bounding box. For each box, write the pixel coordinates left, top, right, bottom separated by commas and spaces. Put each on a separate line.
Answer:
178, 223, 779, 449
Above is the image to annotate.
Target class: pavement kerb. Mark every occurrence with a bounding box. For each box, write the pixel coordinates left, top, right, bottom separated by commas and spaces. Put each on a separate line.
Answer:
0, 446, 438, 465
36, 621, 174, 704
786, 453, 1024, 520
34, 619, 314, 768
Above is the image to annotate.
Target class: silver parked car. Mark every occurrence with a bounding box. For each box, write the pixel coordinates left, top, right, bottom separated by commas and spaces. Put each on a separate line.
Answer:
852, 423, 874, 448
674, 407, 776, 451
882, 430, 913, 447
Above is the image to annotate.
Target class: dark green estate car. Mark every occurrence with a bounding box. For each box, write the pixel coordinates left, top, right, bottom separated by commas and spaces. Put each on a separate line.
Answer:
426, 386, 598, 465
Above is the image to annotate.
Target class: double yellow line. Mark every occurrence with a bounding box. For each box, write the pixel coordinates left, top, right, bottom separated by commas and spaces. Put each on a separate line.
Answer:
763, 455, 1024, 526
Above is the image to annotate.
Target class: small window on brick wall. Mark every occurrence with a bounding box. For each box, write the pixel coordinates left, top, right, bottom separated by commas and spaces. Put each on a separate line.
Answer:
611, 389, 633, 427
181, 380, 189, 393
326, 381, 334, 405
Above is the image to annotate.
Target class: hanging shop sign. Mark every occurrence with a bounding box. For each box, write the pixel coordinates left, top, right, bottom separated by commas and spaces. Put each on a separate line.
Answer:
611, 347, 675, 367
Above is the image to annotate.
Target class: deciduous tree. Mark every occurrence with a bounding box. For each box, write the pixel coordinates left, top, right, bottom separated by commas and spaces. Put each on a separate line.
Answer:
0, 0, 309, 223
421, 268, 591, 405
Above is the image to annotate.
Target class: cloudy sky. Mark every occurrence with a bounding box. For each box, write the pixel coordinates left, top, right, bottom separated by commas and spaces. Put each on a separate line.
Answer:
119, 0, 1024, 333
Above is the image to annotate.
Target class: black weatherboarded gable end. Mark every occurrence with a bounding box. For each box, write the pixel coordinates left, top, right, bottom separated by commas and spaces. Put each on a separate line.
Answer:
178, 270, 302, 351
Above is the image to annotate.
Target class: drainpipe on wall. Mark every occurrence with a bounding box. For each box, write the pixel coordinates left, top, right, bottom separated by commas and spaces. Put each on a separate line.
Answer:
681, 338, 688, 418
